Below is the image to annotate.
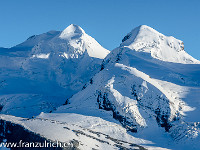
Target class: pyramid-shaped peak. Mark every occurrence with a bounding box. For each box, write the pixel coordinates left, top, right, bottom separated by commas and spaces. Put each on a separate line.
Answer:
133, 25, 161, 34
138, 25, 158, 32
135, 25, 163, 37
59, 24, 85, 39
63, 24, 85, 34
122, 25, 162, 44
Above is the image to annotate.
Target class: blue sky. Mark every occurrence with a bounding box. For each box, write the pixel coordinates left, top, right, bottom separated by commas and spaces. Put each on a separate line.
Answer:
0, 0, 200, 60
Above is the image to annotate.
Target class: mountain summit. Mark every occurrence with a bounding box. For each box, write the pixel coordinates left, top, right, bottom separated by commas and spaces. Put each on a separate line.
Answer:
29, 24, 110, 59
121, 25, 200, 64
59, 24, 85, 39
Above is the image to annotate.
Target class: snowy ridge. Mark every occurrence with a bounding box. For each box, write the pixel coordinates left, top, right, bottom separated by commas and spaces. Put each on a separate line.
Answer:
12, 30, 61, 51
115, 63, 191, 119
56, 61, 191, 132
0, 114, 169, 150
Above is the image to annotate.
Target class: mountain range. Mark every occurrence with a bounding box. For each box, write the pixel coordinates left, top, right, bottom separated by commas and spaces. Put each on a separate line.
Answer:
0, 24, 200, 150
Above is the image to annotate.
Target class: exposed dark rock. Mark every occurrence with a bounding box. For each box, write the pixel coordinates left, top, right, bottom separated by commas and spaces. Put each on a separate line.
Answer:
82, 84, 87, 90
89, 78, 93, 84
0, 105, 3, 111
155, 108, 172, 132
122, 34, 131, 42
72, 130, 110, 144
0, 119, 80, 150
27, 35, 36, 40
96, 91, 137, 132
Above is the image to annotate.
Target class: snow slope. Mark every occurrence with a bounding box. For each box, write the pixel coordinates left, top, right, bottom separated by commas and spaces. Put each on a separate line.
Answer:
0, 24, 109, 117
0, 114, 169, 150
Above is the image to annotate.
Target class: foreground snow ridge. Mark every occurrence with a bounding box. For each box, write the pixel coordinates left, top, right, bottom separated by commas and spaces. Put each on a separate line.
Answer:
0, 24, 200, 150
0, 114, 169, 150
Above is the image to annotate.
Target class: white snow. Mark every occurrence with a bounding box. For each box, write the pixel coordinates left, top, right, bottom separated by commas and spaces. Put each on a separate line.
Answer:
59, 24, 85, 40
32, 53, 50, 59
55, 25, 200, 149
121, 25, 200, 64
0, 113, 169, 150
0, 24, 200, 150
0, 24, 110, 117
60, 24, 110, 59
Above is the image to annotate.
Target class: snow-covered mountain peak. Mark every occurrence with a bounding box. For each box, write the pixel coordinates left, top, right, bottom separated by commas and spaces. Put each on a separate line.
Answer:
27, 24, 110, 60
121, 25, 159, 44
120, 25, 200, 64
0, 24, 110, 118
59, 24, 85, 40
